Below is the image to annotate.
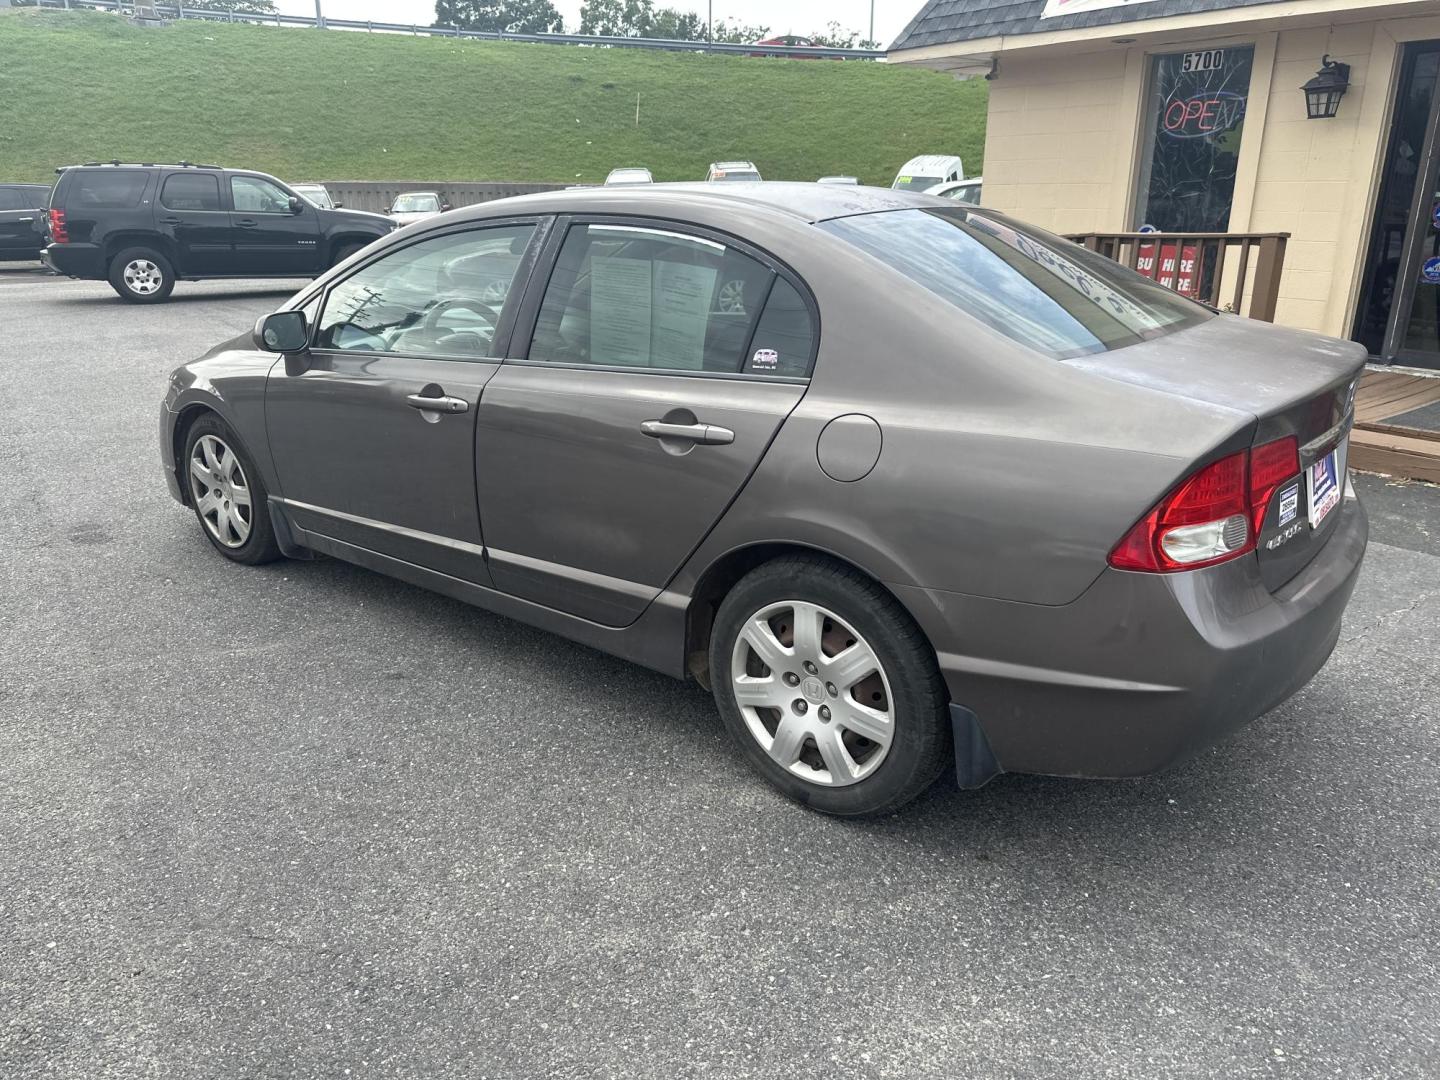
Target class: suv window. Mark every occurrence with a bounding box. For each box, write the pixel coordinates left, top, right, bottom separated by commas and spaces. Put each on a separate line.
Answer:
528, 223, 776, 374
161, 173, 221, 212
0, 186, 47, 211
70, 170, 148, 209
821, 207, 1211, 359
316, 224, 534, 359
231, 175, 293, 214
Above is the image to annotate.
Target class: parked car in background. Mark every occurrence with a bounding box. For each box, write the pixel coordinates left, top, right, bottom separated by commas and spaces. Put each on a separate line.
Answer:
927, 177, 983, 205
293, 183, 338, 209
161, 183, 1368, 816
605, 168, 654, 186
817, 176, 859, 185
0, 183, 52, 262
42, 162, 394, 302
750, 34, 840, 59
386, 191, 449, 225
892, 154, 964, 192
706, 161, 763, 182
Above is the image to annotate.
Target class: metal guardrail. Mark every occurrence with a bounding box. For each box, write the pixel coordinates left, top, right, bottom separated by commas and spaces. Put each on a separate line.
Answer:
26, 0, 885, 59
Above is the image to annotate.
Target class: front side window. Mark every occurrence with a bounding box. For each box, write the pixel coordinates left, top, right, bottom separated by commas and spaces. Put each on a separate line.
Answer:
315, 224, 534, 359
231, 175, 293, 214
71, 170, 148, 209
161, 173, 221, 211
1134, 46, 1255, 232
392, 193, 441, 213
822, 208, 1210, 359
527, 223, 778, 374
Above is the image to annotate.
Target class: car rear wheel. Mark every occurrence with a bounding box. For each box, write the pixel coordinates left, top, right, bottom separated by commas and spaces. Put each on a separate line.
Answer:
182, 414, 282, 565
709, 556, 952, 816
109, 247, 175, 303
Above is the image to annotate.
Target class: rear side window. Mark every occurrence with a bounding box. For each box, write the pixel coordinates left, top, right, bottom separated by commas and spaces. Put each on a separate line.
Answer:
0, 186, 48, 210
69, 170, 149, 209
527, 222, 776, 374
161, 173, 221, 211
821, 208, 1211, 358
745, 278, 815, 377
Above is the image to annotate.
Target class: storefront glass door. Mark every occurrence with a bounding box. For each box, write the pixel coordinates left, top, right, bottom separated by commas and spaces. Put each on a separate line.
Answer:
1355, 41, 1440, 367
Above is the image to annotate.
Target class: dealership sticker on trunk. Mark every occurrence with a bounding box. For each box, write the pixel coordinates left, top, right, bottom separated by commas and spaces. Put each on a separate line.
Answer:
1278, 483, 1299, 526
1307, 448, 1341, 528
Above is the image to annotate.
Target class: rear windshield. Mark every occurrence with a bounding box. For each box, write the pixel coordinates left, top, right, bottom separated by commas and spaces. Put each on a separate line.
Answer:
711, 171, 760, 181
821, 207, 1211, 358
69, 169, 149, 209
892, 175, 942, 191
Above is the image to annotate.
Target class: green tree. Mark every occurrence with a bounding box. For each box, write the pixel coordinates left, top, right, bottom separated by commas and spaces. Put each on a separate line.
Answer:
650, 7, 702, 40
708, 19, 769, 43
805, 21, 878, 49
578, 0, 655, 36
432, 0, 564, 33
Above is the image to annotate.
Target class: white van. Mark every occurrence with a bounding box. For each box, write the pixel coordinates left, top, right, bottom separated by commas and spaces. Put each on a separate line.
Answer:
892, 154, 964, 192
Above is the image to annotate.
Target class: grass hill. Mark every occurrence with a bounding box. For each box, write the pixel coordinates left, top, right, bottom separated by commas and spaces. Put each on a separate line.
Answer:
0, 9, 986, 187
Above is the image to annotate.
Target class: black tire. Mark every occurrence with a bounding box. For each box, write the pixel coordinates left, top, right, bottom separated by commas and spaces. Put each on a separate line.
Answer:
108, 246, 175, 303
709, 554, 951, 816
330, 242, 365, 268
181, 413, 283, 565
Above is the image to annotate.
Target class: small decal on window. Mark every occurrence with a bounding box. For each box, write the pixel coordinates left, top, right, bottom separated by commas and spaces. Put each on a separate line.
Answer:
751, 348, 779, 370
1278, 483, 1300, 526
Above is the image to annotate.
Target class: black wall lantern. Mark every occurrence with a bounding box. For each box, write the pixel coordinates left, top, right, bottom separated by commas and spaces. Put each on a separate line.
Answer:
1302, 55, 1351, 119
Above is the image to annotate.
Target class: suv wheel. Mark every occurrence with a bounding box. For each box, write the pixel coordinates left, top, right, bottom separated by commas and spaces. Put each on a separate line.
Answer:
709, 555, 952, 816
109, 247, 175, 303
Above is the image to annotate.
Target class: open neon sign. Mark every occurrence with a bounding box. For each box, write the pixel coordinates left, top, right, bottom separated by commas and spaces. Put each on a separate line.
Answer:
1162, 90, 1247, 139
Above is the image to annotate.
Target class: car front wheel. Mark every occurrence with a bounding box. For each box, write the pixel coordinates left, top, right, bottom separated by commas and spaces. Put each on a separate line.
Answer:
182, 414, 282, 565
709, 556, 952, 816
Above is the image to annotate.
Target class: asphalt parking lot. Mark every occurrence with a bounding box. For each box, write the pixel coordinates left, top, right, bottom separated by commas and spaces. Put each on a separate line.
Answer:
1, 269, 1437, 1079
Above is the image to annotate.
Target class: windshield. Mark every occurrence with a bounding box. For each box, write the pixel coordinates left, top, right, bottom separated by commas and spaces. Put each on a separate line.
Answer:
607, 170, 652, 184
296, 187, 332, 208
711, 170, 761, 182
392, 193, 440, 213
821, 208, 1211, 359
892, 175, 942, 191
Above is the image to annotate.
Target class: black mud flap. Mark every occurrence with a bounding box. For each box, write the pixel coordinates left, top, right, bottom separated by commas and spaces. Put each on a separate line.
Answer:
950, 703, 1002, 789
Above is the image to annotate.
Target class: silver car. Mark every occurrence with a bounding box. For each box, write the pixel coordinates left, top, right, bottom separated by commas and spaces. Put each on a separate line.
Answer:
160, 185, 1367, 815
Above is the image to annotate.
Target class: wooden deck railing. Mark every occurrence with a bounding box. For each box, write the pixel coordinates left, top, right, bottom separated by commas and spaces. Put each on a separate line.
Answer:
1065, 231, 1289, 322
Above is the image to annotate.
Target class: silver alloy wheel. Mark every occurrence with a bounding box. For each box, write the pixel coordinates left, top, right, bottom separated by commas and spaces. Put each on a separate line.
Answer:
187, 434, 252, 548
717, 279, 747, 314
122, 258, 164, 295
729, 600, 895, 787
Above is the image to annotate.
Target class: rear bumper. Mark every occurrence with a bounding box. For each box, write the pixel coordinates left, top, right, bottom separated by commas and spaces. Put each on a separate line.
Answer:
42, 243, 106, 279
897, 486, 1368, 779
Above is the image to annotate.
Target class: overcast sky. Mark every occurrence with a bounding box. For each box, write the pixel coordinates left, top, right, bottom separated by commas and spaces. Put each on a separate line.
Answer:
278, 0, 922, 46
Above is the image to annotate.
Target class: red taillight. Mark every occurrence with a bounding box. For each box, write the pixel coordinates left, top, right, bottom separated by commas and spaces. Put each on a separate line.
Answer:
48, 208, 69, 244
1110, 435, 1302, 573
1248, 435, 1300, 533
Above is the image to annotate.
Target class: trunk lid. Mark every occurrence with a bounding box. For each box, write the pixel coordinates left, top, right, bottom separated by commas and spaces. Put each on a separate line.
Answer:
1064, 314, 1366, 590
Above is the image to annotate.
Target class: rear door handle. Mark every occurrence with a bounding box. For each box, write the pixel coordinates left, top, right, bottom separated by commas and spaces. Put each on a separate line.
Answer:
235, 219, 258, 229
640, 420, 734, 445
406, 393, 469, 414
160, 216, 183, 225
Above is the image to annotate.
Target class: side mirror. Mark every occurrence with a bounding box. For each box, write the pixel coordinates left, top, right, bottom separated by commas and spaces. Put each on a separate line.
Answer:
441, 202, 452, 212
254, 310, 309, 353
333, 200, 344, 208
288, 196, 303, 214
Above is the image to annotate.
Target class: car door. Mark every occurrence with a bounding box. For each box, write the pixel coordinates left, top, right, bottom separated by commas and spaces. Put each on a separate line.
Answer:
229, 174, 322, 275
155, 172, 232, 274
0, 186, 45, 257
265, 219, 545, 584
475, 217, 818, 627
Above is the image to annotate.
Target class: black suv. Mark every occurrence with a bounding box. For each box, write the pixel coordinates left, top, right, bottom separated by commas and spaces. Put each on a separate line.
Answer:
0, 183, 52, 262
44, 162, 395, 302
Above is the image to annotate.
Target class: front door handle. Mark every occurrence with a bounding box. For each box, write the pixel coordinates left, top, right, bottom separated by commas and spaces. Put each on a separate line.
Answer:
235, 219, 258, 229
160, 216, 183, 225
640, 419, 734, 445
406, 393, 469, 414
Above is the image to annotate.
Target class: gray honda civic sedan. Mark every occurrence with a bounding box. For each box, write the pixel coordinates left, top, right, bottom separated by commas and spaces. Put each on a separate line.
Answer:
160, 184, 1368, 815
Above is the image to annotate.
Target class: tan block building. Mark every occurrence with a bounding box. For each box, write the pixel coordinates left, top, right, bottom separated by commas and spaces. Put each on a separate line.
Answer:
890, 0, 1440, 371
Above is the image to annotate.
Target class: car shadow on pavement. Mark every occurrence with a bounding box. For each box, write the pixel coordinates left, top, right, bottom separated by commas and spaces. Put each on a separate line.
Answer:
49, 287, 302, 306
